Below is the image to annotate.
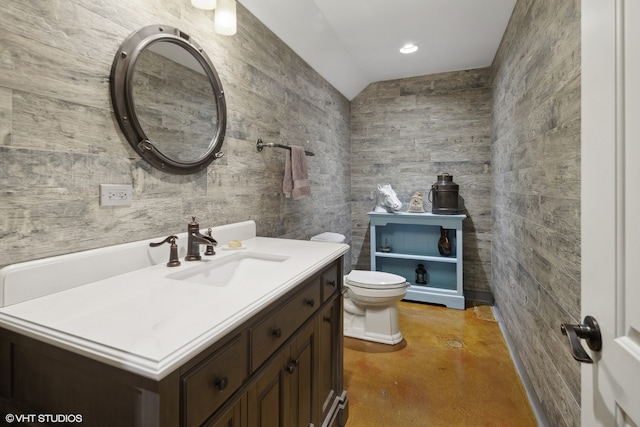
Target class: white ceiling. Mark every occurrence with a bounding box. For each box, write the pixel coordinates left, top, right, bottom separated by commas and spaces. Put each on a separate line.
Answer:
240, 0, 517, 100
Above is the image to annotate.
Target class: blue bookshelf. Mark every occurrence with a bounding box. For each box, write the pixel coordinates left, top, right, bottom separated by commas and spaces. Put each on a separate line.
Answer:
368, 212, 467, 309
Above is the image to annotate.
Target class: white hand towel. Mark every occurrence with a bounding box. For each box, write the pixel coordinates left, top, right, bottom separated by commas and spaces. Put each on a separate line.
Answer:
283, 145, 310, 200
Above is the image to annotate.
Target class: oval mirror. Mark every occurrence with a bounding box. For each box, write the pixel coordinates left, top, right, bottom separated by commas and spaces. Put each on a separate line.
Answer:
110, 25, 226, 175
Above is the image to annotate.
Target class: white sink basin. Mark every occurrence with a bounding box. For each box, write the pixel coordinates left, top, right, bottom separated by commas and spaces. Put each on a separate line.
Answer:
167, 252, 290, 287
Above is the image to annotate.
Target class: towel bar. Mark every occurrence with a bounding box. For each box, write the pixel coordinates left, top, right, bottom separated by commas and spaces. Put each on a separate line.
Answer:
256, 139, 315, 156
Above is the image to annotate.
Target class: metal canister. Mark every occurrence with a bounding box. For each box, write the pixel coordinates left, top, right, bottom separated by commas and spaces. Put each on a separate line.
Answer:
428, 173, 459, 214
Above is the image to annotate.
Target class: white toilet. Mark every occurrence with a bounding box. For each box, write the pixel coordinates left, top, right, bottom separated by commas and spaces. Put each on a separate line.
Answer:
310, 233, 408, 345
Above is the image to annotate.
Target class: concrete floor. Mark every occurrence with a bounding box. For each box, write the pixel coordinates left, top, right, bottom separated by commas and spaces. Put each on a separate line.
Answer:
343, 301, 538, 427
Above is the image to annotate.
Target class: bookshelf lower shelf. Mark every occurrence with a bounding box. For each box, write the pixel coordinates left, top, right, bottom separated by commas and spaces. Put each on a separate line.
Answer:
405, 284, 465, 310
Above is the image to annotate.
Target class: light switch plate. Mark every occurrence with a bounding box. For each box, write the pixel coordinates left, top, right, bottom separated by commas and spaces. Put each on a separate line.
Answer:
100, 184, 133, 206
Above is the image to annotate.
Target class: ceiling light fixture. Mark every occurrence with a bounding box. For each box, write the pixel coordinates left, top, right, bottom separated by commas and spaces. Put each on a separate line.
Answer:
191, 0, 216, 10
400, 44, 418, 54
215, 0, 237, 36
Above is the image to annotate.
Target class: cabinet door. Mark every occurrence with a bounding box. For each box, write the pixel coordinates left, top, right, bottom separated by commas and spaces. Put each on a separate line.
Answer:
246, 320, 319, 427
247, 350, 288, 427
207, 396, 245, 427
318, 301, 337, 422
287, 320, 319, 427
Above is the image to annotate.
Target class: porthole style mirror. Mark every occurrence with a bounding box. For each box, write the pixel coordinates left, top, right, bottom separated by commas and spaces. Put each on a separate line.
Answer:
110, 25, 226, 175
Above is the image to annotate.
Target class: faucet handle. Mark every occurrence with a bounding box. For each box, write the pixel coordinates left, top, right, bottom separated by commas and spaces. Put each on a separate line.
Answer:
205, 228, 216, 256
150, 235, 181, 267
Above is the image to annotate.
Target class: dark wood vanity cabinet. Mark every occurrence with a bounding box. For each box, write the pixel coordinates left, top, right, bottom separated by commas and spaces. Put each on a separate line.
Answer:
209, 259, 347, 427
0, 257, 348, 427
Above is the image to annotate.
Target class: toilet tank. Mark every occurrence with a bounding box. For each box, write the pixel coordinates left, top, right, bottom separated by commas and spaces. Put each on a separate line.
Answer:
310, 232, 345, 243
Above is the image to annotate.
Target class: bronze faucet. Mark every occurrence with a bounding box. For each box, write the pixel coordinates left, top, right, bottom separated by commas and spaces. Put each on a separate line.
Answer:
186, 217, 217, 261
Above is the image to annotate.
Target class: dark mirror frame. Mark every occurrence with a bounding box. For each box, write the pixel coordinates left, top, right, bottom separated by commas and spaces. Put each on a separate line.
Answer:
110, 25, 227, 175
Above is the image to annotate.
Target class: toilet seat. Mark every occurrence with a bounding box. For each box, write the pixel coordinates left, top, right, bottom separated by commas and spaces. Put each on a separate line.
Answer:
345, 270, 407, 290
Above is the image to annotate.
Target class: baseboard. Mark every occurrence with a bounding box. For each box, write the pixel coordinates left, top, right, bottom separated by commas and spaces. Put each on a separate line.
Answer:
492, 306, 550, 427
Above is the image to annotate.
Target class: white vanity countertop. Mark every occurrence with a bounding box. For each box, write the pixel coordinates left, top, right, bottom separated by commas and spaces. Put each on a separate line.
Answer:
0, 237, 348, 380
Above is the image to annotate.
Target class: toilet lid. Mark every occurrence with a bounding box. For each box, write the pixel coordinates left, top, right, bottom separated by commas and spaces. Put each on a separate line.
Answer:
345, 270, 407, 289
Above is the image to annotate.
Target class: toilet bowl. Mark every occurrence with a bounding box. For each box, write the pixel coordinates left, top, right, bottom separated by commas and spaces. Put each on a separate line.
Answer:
310, 233, 408, 345
343, 270, 407, 345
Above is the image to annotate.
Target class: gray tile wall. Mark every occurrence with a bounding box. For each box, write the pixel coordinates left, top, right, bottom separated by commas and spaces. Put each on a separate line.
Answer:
491, 0, 581, 425
0, 0, 352, 270
0, 0, 583, 422
350, 70, 493, 295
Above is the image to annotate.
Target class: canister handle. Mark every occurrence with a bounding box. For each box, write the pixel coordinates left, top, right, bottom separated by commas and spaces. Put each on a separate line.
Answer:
428, 185, 437, 203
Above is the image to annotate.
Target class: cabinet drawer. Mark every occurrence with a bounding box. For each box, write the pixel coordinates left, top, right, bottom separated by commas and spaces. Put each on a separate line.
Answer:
251, 281, 321, 370
182, 333, 249, 427
321, 263, 339, 302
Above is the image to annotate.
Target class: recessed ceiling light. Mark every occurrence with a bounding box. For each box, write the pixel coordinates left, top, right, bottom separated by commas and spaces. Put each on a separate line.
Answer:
400, 44, 418, 54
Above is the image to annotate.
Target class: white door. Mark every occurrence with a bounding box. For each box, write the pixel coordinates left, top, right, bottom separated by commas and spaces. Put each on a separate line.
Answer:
581, 0, 640, 425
